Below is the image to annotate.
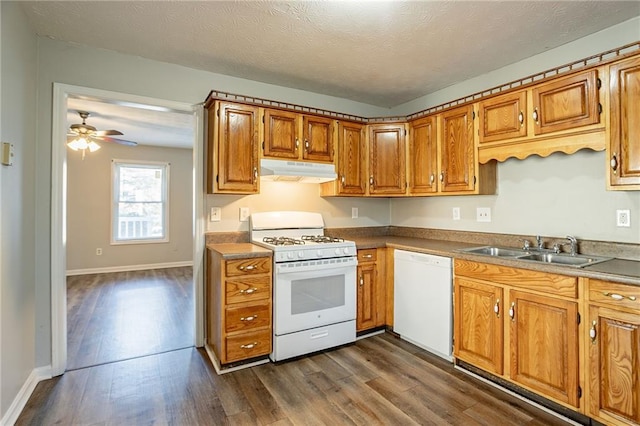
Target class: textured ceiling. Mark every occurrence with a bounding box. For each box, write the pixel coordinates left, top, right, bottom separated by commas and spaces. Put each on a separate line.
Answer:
22, 1, 640, 148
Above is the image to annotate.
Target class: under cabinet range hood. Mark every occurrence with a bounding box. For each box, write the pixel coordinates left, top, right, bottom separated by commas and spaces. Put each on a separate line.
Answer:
260, 158, 337, 183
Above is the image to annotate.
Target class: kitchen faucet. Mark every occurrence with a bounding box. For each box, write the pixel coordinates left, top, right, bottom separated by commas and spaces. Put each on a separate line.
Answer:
566, 235, 578, 256
536, 235, 544, 250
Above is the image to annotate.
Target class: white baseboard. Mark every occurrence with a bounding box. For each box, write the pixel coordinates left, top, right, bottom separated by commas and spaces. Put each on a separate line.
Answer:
66, 260, 193, 276
1, 366, 52, 426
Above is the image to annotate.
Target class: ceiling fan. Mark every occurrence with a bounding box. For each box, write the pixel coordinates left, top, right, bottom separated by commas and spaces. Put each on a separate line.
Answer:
67, 110, 137, 158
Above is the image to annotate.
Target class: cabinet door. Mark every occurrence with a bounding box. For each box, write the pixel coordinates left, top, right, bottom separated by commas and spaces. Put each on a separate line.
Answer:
209, 102, 259, 194
337, 122, 366, 195
408, 116, 438, 194
532, 70, 600, 135
302, 115, 334, 162
368, 124, 406, 195
454, 278, 503, 375
264, 109, 299, 159
357, 262, 377, 331
588, 305, 640, 425
440, 105, 475, 192
509, 290, 579, 407
609, 56, 640, 187
478, 91, 527, 143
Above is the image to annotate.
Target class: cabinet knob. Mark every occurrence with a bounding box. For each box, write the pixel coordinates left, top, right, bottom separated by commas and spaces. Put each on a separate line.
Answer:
532, 108, 539, 124
240, 315, 257, 322
253, 167, 258, 181
494, 299, 500, 318
610, 153, 618, 174
369, 175, 374, 186
341, 175, 345, 185
429, 174, 435, 185
240, 342, 258, 349
518, 111, 524, 126
509, 302, 515, 321
589, 320, 597, 344
359, 276, 363, 286
304, 139, 309, 150
603, 292, 636, 301
439, 172, 444, 183
295, 138, 299, 149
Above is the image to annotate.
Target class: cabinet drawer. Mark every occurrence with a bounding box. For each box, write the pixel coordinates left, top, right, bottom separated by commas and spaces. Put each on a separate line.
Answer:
454, 260, 577, 298
225, 301, 271, 333
358, 249, 377, 262
225, 329, 271, 362
589, 279, 640, 311
225, 276, 271, 304
225, 256, 271, 277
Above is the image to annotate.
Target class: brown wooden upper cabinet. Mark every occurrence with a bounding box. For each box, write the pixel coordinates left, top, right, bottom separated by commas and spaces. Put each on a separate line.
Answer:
532, 69, 601, 135
263, 109, 334, 163
478, 91, 528, 143
368, 123, 407, 195
440, 105, 476, 193
336, 121, 366, 195
206, 101, 259, 194
408, 116, 438, 195
608, 55, 640, 189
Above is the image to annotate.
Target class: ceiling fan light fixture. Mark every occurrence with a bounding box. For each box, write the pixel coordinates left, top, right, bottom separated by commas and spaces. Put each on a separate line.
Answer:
87, 140, 101, 152
67, 136, 89, 151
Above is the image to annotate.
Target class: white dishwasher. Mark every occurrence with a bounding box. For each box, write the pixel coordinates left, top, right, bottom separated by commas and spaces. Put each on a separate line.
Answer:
394, 250, 453, 361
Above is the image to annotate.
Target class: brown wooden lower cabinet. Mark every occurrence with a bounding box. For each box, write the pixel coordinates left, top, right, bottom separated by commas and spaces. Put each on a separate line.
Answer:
206, 247, 273, 365
356, 248, 386, 332
453, 260, 580, 410
587, 278, 640, 426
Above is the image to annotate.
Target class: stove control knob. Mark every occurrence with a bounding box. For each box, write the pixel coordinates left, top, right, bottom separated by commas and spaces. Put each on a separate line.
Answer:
298, 251, 304, 258
334, 248, 341, 256
343, 247, 350, 255
317, 250, 324, 257
287, 252, 294, 259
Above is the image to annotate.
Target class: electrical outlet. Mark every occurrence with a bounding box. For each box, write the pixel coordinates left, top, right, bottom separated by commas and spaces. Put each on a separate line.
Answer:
239, 207, 250, 222
452, 207, 461, 220
96, 248, 102, 256
352, 207, 359, 219
210, 207, 221, 222
476, 207, 491, 222
616, 209, 631, 227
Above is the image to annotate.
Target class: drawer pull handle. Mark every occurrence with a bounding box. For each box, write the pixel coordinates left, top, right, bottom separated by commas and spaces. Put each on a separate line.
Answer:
610, 153, 618, 174
362, 254, 373, 259
532, 108, 539, 123
359, 276, 364, 286
239, 287, 258, 295
589, 320, 597, 344
239, 265, 256, 271
494, 299, 500, 318
603, 292, 636, 301
518, 111, 524, 126
240, 342, 258, 349
509, 302, 515, 321
240, 315, 257, 322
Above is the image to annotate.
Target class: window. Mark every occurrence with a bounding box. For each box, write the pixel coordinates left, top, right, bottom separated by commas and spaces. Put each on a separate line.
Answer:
112, 160, 169, 244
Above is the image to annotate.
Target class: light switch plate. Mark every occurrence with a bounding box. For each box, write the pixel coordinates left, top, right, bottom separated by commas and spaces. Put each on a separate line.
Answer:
352, 207, 358, 219
452, 207, 461, 220
616, 209, 630, 227
239, 207, 250, 222
210, 207, 221, 222
1, 142, 14, 166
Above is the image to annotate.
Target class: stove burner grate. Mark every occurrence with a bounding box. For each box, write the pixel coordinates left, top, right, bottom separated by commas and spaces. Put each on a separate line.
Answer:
263, 236, 305, 246
301, 235, 345, 244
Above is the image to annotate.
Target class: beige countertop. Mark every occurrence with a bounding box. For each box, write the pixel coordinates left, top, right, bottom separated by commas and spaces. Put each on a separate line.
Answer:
206, 243, 272, 260
346, 235, 640, 286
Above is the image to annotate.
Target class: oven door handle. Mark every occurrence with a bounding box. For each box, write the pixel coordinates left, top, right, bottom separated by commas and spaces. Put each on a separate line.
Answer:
275, 264, 356, 279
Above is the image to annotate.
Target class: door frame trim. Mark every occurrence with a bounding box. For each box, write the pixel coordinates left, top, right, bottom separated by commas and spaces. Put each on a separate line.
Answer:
51, 83, 204, 375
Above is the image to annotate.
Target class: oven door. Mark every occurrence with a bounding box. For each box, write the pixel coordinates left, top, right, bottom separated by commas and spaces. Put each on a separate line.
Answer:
273, 257, 357, 336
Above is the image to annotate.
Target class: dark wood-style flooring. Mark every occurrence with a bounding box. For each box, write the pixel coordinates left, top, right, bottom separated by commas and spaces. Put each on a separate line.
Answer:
66, 267, 194, 370
18, 332, 570, 425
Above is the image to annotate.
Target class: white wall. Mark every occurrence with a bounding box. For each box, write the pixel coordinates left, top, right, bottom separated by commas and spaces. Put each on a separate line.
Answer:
67, 143, 193, 272
206, 182, 389, 233
0, 1, 37, 417
33, 38, 390, 367
392, 151, 639, 243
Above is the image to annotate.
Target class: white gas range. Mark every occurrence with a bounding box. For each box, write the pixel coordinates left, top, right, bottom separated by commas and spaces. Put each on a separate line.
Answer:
250, 211, 357, 362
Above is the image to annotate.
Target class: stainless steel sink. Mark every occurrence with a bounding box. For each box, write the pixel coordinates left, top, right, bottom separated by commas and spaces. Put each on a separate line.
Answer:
461, 245, 612, 268
517, 253, 612, 267
461, 246, 526, 257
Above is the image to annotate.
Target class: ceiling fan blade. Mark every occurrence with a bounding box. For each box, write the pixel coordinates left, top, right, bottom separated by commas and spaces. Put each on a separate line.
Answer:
98, 136, 138, 146
94, 129, 124, 136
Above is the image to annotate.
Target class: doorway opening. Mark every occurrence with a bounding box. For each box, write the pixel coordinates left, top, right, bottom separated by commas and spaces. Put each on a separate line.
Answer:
51, 84, 205, 375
